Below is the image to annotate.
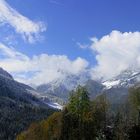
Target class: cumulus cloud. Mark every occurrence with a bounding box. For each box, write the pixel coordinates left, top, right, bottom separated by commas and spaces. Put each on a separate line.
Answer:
90, 30, 140, 80
0, 43, 89, 85
0, 0, 46, 43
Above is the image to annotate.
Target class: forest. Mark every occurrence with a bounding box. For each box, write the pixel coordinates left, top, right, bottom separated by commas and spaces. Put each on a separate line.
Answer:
16, 86, 140, 140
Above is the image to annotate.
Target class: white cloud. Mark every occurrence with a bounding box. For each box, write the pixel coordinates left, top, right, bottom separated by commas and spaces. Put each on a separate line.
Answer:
0, 0, 46, 43
0, 43, 88, 85
90, 30, 140, 80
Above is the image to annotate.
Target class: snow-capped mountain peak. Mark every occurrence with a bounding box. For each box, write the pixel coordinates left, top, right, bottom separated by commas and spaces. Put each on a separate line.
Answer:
102, 69, 140, 89
36, 71, 90, 104
102, 80, 120, 89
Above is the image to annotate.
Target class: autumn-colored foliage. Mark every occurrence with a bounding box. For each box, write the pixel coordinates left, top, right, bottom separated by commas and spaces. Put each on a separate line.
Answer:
17, 86, 140, 140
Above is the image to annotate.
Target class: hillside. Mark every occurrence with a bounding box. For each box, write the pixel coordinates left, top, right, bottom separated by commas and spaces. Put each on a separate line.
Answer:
0, 68, 56, 140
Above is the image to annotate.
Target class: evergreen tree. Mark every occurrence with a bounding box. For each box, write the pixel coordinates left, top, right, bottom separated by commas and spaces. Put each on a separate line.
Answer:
68, 86, 90, 120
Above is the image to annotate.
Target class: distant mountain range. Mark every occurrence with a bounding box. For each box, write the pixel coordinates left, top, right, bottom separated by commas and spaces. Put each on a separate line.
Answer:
36, 69, 140, 105
1, 67, 140, 139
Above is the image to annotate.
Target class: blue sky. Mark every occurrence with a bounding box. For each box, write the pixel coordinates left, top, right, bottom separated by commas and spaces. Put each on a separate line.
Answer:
1, 0, 140, 85
5, 0, 140, 63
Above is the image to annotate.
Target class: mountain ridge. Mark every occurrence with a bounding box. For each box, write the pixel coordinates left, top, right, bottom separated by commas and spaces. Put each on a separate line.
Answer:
36, 69, 140, 104
0, 67, 57, 140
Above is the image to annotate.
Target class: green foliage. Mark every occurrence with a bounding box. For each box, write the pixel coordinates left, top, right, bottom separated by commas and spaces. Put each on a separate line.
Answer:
67, 86, 90, 121
17, 112, 62, 140
17, 86, 110, 140
128, 87, 140, 124
129, 87, 140, 109
91, 94, 109, 131
17, 85, 140, 140
0, 87, 56, 140
16, 112, 61, 140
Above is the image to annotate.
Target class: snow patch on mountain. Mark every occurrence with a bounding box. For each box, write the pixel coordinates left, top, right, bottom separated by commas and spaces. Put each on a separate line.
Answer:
102, 69, 140, 89
47, 102, 63, 110
102, 80, 120, 89
37, 71, 90, 95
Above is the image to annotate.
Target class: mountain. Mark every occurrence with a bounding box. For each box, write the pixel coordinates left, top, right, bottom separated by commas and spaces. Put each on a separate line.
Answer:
36, 69, 140, 105
0, 68, 13, 80
101, 70, 140, 103
0, 68, 56, 140
37, 72, 90, 104
84, 79, 105, 98
102, 70, 140, 89
36, 71, 107, 104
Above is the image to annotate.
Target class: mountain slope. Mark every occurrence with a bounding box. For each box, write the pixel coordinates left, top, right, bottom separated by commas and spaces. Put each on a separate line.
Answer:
102, 70, 140, 89
36, 69, 140, 105
101, 70, 140, 103
0, 68, 56, 140
37, 72, 90, 104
